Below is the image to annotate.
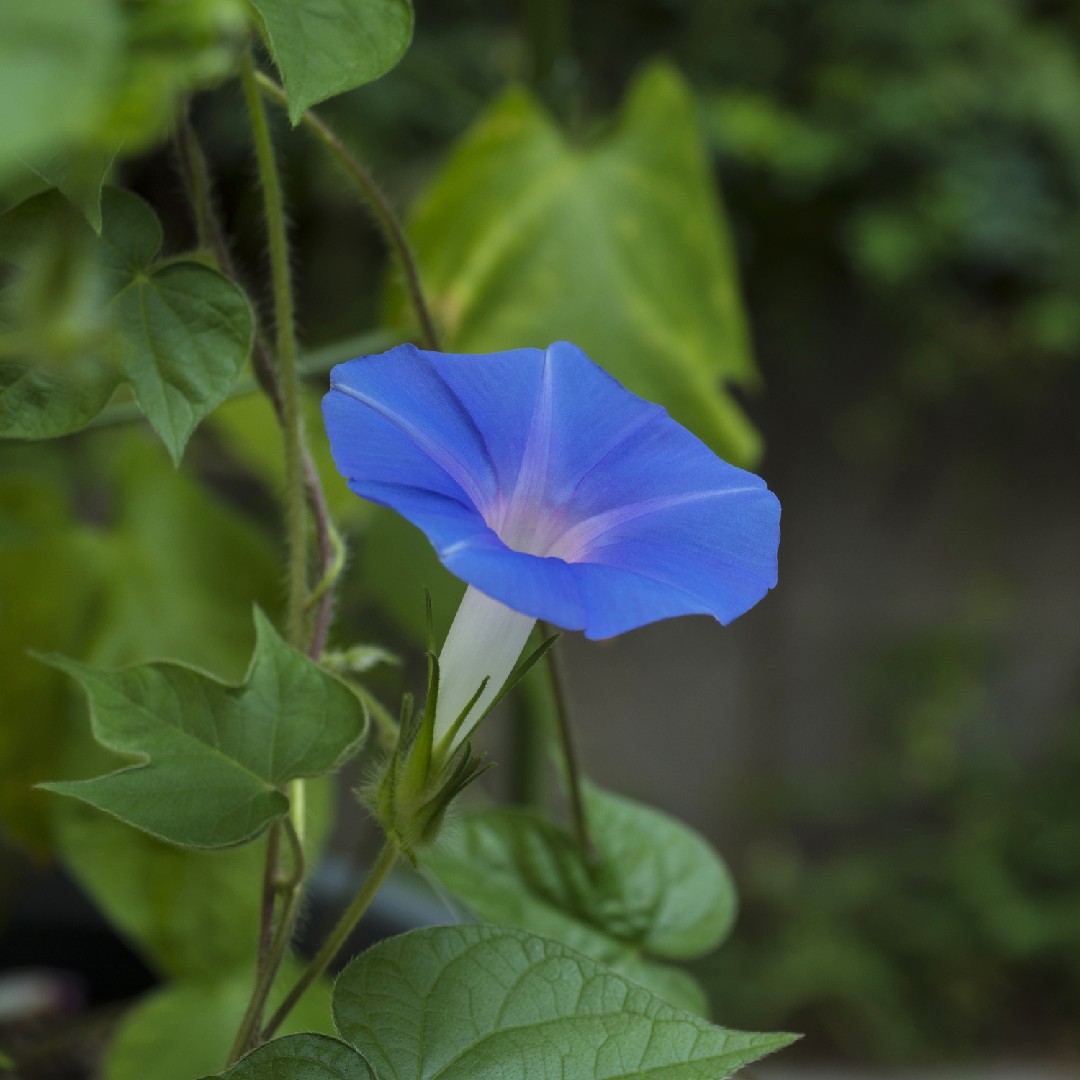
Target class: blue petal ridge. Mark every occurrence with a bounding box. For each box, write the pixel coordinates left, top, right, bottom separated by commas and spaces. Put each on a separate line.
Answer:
322, 341, 780, 639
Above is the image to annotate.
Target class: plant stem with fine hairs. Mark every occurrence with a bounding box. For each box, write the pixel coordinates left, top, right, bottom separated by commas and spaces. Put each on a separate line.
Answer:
255, 71, 442, 352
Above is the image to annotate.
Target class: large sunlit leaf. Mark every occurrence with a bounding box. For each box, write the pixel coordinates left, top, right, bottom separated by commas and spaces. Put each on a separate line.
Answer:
250, 0, 413, 122
388, 62, 760, 465
40, 608, 366, 848
422, 785, 736, 1014
206, 1034, 376, 1080
333, 925, 796, 1079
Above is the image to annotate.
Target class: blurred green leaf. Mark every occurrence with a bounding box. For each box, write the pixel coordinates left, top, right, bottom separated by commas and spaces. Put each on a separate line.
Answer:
95, 0, 249, 153
53, 778, 331, 979
0, 191, 118, 440
333, 925, 795, 1079
0, 498, 106, 852
29, 147, 117, 233
422, 785, 735, 1014
41, 609, 366, 848
0, 188, 253, 459
206, 1034, 376, 1080
389, 62, 760, 465
360, 506, 463, 645
1, 432, 279, 852
86, 432, 281, 678
251, 0, 413, 123
0, 1, 121, 179
0, 359, 119, 439
105, 965, 334, 1080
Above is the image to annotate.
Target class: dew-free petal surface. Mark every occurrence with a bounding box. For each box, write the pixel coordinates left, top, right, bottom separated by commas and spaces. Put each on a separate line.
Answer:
323, 342, 779, 639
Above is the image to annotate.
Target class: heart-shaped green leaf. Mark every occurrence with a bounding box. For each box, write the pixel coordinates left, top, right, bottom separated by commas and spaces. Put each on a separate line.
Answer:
422, 785, 735, 1014
388, 62, 760, 465
0, 188, 253, 460
250, 0, 413, 122
111, 259, 255, 462
40, 609, 367, 848
333, 925, 796, 1079
206, 1034, 376, 1080
96, 187, 253, 462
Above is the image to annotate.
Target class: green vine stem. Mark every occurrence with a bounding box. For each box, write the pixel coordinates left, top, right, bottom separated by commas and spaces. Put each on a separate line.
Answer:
225, 820, 306, 1064
261, 838, 400, 1042
176, 115, 360, 662
175, 117, 212, 252
539, 622, 596, 860
254, 71, 443, 352
240, 47, 309, 650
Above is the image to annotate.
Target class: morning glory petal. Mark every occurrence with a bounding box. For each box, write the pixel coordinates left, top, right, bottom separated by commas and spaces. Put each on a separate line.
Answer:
323, 341, 780, 640
441, 534, 587, 631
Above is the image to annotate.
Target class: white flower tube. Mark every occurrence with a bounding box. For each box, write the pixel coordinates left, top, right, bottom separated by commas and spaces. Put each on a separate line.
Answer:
433, 586, 536, 752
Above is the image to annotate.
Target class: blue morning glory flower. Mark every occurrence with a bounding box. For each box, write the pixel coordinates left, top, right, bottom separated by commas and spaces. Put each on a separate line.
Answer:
323, 341, 780, 747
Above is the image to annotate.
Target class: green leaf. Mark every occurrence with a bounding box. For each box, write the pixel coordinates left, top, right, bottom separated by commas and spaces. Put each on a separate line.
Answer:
30, 146, 117, 233
97, 186, 163, 286
0, 467, 109, 851
0, 188, 252, 459
0, 191, 119, 440
0, 357, 118, 440
111, 259, 254, 462
89, 0, 250, 155
0, 434, 281, 852
333, 925, 796, 1079
206, 1034, 376, 1080
105, 968, 333, 1080
95, 188, 254, 462
0, 1, 121, 179
53, 777, 331, 978
388, 62, 760, 465
250, 0, 413, 122
82, 432, 282, 679
40, 608, 366, 848
422, 785, 735, 1014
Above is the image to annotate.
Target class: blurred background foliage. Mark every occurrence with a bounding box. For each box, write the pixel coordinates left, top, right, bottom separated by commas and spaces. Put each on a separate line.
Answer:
2, 0, 1079, 1071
